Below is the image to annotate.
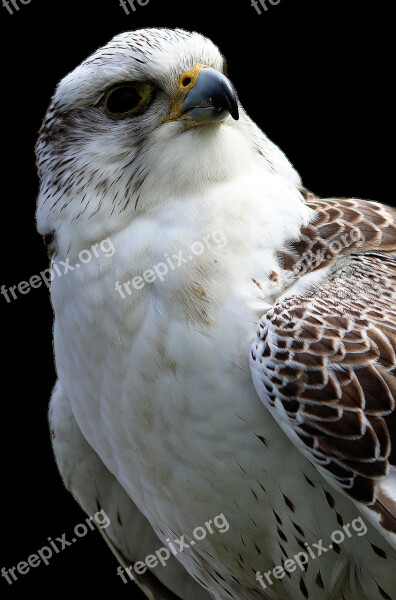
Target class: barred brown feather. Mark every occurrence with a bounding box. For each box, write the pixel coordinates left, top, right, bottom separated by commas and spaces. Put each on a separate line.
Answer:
251, 195, 396, 538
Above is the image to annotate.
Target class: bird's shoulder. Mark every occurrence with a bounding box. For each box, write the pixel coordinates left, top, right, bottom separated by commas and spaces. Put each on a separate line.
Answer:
250, 190, 396, 549
277, 190, 396, 279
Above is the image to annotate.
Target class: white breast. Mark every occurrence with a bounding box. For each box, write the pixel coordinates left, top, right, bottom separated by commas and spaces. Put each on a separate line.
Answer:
51, 171, 324, 599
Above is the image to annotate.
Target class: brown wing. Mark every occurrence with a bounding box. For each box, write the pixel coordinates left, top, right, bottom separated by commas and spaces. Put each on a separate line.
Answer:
278, 192, 396, 278
251, 196, 396, 540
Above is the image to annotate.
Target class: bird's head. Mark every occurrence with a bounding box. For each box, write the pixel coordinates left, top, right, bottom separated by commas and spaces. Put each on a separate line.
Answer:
36, 28, 299, 254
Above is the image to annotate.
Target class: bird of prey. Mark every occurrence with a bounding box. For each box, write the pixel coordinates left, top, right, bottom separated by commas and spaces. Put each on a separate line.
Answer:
36, 28, 396, 600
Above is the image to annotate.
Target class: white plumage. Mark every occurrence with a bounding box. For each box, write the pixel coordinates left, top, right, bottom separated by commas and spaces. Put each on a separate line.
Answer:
37, 28, 396, 600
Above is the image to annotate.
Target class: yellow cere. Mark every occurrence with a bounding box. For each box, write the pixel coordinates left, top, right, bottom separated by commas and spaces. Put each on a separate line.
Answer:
165, 64, 211, 122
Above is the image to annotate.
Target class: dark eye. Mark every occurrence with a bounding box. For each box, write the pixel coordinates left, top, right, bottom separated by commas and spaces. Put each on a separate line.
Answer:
105, 83, 153, 117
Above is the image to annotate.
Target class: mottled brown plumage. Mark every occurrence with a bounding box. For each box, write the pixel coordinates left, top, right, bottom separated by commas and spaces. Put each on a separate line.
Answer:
252, 194, 396, 542
278, 193, 396, 278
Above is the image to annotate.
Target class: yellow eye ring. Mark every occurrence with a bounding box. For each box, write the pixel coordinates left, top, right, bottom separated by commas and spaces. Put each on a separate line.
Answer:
105, 83, 154, 117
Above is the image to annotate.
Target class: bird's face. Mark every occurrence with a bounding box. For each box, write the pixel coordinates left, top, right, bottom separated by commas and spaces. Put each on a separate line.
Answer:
36, 28, 297, 253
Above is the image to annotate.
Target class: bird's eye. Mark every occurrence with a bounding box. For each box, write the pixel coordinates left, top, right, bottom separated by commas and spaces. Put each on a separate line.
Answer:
105, 83, 153, 117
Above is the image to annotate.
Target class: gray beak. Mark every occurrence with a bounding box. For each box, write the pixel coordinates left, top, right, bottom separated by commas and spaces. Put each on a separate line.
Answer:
181, 68, 239, 124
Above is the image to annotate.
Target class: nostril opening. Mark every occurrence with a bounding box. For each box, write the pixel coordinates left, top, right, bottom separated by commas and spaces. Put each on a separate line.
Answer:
182, 77, 192, 87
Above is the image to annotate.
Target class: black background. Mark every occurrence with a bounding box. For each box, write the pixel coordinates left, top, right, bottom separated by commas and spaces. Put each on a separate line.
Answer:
0, 0, 393, 597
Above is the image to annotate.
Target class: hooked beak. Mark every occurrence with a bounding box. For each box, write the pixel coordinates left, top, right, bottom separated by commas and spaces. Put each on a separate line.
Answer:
166, 64, 239, 125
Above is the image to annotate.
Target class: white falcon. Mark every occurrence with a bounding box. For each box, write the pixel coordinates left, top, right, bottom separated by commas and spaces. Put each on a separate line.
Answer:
36, 28, 396, 600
